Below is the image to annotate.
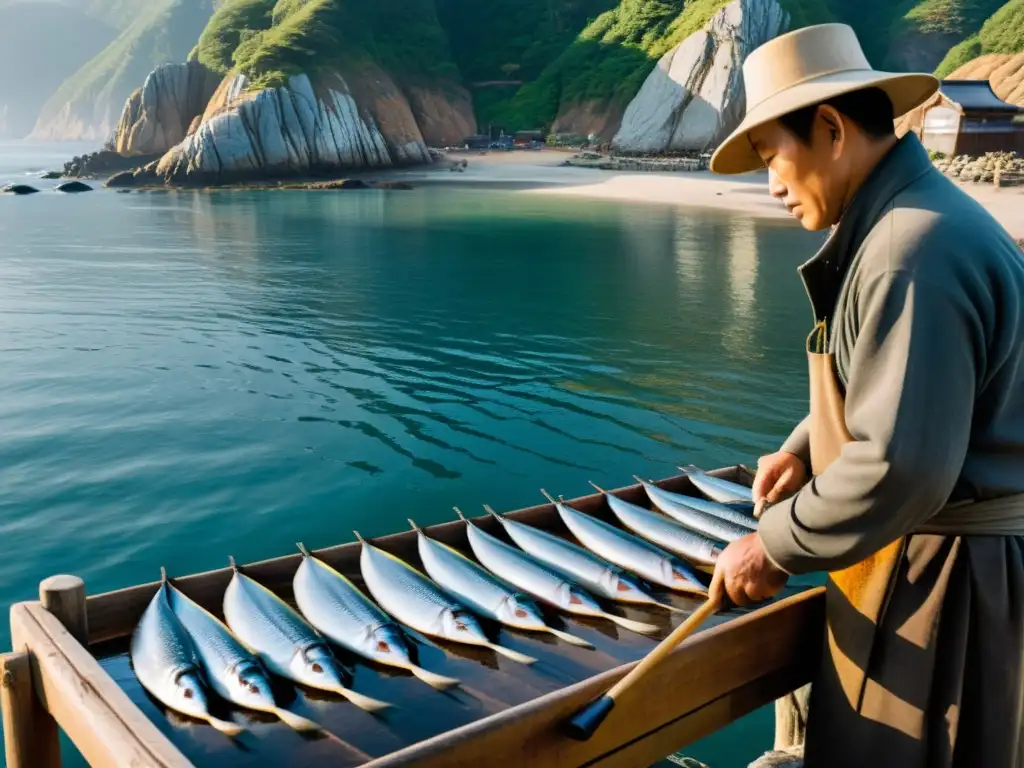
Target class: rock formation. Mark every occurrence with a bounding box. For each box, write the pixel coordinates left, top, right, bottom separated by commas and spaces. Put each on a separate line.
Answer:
154, 69, 436, 185
612, 0, 790, 154
114, 61, 222, 156
948, 52, 1024, 106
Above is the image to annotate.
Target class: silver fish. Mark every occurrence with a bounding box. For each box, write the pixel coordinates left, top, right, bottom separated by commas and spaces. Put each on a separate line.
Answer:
542, 490, 708, 597
679, 465, 755, 504
481, 505, 674, 612
590, 482, 723, 567
457, 508, 658, 635
166, 578, 320, 731
293, 543, 460, 689
131, 570, 243, 735
637, 477, 756, 538
222, 557, 389, 712
410, 519, 592, 649
356, 532, 538, 665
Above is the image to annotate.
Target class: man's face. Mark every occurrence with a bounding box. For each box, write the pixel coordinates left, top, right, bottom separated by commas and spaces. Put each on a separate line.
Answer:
747, 110, 848, 232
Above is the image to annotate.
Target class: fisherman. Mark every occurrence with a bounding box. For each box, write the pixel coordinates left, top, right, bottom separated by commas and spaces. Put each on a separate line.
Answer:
708, 23, 1024, 768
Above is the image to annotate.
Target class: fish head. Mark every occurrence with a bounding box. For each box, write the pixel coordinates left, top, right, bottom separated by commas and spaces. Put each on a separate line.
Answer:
364, 623, 411, 665
442, 609, 484, 641
167, 670, 212, 721
228, 660, 277, 712
290, 644, 349, 691
497, 594, 545, 630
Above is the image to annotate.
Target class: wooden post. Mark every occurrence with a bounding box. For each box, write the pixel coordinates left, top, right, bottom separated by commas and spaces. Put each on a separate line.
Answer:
1, 651, 61, 768
40, 576, 88, 647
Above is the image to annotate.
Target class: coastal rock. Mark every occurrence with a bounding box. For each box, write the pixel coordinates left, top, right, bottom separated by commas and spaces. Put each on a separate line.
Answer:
155, 69, 434, 185
612, 0, 790, 154
55, 181, 93, 193
106, 160, 161, 189
404, 85, 477, 147
114, 61, 221, 156
63, 150, 163, 179
2, 184, 40, 195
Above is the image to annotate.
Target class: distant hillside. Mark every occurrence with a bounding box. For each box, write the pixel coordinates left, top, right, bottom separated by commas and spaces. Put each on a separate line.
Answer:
0, 0, 114, 138
935, 0, 1024, 76
947, 50, 1024, 104
31, 0, 216, 140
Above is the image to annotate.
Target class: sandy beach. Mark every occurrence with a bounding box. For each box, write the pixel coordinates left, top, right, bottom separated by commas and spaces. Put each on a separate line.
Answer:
404, 149, 1024, 239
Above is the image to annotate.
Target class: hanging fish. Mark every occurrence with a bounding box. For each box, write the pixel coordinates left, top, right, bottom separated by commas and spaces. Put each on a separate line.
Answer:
356, 532, 538, 665
679, 465, 755, 505
589, 482, 723, 567
480, 505, 677, 613
541, 490, 708, 597
636, 478, 753, 543
165, 578, 320, 731
457, 508, 659, 636
222, 557, 390, 712
292, 543, 460, 690
409, 519, 593, 649
130, 570, 244, 735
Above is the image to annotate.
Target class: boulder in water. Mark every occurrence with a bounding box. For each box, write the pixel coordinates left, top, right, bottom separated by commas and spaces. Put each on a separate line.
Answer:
39, 170, 62, 180
3, 184, 40, 195
55, 181, 93, 193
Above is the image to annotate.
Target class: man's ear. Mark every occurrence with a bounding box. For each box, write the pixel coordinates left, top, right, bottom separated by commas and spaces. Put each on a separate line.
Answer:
817, 105, 845, 160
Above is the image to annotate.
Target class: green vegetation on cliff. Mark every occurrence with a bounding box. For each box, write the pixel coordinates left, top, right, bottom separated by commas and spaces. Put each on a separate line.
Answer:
208, 0, 459, 90
486, 0, 832, 130
935, 0, 1024, 75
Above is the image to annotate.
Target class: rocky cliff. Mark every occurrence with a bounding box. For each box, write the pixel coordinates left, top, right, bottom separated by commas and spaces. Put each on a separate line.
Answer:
153, 69, 434, 185
31, 0, 217, 141
114, 61, 222, 156
613, 0, 790, 153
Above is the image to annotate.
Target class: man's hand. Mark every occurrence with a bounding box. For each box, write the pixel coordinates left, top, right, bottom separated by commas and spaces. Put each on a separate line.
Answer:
711, 532, 788, 607
752, 451, 808, 517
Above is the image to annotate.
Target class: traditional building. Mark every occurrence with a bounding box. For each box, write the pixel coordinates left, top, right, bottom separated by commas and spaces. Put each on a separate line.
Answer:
896, 80, 1023, 155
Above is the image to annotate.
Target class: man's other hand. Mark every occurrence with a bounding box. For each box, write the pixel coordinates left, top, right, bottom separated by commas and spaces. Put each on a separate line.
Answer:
711, 533, 789, 607
752, 451, 808, 517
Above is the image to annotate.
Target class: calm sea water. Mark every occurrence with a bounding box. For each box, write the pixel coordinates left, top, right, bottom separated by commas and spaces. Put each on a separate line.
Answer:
0, 142, 821, 767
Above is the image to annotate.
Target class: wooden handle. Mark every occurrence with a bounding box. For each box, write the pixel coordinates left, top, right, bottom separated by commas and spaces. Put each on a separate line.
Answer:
564, 593, 723, 741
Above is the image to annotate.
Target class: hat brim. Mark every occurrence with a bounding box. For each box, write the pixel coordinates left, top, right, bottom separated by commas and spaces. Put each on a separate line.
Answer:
710, 70, 939, 174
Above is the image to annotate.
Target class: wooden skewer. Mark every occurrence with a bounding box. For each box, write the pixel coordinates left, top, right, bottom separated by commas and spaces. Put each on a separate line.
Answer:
563, 592, 724, 741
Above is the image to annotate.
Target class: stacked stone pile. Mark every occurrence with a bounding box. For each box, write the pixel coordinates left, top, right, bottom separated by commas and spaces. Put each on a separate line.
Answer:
933, 151, 1024, 185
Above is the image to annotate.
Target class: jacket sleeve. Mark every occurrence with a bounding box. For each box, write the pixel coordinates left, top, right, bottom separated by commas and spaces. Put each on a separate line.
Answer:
758, 268, 980, 575
780, 415, 811, 467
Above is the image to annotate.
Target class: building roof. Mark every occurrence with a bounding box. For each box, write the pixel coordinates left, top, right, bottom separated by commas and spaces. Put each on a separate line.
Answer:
939, 80, 1021, 114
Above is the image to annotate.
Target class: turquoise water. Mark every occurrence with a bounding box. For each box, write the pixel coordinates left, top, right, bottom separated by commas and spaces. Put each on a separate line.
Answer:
0, 143, 820, 766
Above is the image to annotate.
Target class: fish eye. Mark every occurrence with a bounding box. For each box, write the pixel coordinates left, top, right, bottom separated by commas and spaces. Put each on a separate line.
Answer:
183, 688, 194, 700
455, 621, 467, 631
312, 663, 324, 674
376, 640, 390, 652
515, 608, 528, 618
569, 593, 582, 605
248, 684, 261, 694
616, 582, 632, 592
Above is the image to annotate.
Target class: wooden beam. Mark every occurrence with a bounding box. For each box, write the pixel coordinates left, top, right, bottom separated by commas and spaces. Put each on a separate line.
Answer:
85, 469, 755, 643
9, 602, 194, 768
40, 575, 88, 647
1, 651, 61, 768
361, 587, 824, 768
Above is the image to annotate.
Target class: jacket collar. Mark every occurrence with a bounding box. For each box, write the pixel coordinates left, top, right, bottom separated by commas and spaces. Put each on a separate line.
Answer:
797, 133, 935, 325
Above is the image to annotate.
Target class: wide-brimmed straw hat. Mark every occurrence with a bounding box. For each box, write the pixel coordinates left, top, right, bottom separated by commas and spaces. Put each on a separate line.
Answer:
710, 23, 939, 174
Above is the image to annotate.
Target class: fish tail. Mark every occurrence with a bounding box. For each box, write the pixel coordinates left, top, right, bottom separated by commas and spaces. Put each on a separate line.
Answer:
546, 627, 594, 649
679, 465, 698, 475
453, 506, 469, 522
273, 707, 322, 732
588, 480, 608, 495
539, 488, 558, 505
486, 642, 538, 665
228, 556, 238, 572
160, 566, 168, 583
633, 474, 650, 486
353, 530, 366, 544
296, 542, 312, 558
334, 686, 391, 713
408, 518, 422, 533
408, 665, 461, 690
205, 714, 245, 736
482, 505, 502, 522
601, 612, 660, 635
